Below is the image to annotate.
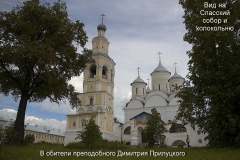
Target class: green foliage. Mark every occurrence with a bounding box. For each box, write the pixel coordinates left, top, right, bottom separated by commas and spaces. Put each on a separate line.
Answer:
176, 0, 240, 147
143, 108, 168, 147
3, 121, 15, 144
0, 0, 93, 143
24, 134, 35, 143
65, 139, 127, 150
75, 116, 102, 150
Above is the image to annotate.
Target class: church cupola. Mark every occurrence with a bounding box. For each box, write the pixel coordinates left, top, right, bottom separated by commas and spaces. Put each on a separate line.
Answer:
146, 79, 152, 95
131, 67, 147, 98
92, 14, 109, 54
169, 63, 184, 93
150, 52, 171, 94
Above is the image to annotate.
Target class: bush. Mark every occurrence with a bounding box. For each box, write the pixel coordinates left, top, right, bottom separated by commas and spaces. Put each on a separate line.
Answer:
65, 139, 128, 150
24, 134, 35, 143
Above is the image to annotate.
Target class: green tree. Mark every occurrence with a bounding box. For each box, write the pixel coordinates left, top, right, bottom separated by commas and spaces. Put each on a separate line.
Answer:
75, 116, 102, 150
176, 0, 240, 147
24, 133, 35, 143
3, 121, 15, 144
0, 0, 93, 144
143, 108, 167, 147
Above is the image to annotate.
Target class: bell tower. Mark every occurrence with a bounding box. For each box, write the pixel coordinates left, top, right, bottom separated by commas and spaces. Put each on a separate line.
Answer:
65, 15, 116, 144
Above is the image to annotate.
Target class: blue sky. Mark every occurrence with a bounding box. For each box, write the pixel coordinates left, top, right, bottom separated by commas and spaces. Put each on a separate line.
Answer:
0, 0, 191, 132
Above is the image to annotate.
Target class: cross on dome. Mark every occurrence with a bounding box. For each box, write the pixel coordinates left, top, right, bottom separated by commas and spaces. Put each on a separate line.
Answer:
100, 14, 106, 23
157, 52, 162, 63
137, 67, 140, 76
174, 62, 177, 72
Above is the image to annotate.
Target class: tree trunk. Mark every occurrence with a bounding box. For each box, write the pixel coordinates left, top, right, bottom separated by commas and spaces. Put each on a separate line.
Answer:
12, 91, 29, 144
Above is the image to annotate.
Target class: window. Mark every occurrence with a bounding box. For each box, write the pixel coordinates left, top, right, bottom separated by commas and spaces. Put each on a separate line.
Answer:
143, 88, 144, 94
175, 83, 177, 90
124, 126, 131, 134
90, 98, 93, 105
199, 139, 202, 143
172, 140, 186, 146
73, 122, 76, 127
90, 65, 96, 78
136, 88, 138, 94
169, 124, 186, 133
159, 84, 161, 90
166, 84, 168, 91
102, 66, 107, 79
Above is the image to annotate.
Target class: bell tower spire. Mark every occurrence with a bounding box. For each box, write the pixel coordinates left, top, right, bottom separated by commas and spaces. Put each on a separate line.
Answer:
92, 14, 109, 54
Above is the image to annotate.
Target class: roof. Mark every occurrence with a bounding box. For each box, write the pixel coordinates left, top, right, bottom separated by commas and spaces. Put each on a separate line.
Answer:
146, 86, 152, 93
151, 62, 171, 74
131, 76, 147, 85
170, 71, 183, 79
5, 121, 65, 136
97, 23, 107, 31
24, 125, 65, 137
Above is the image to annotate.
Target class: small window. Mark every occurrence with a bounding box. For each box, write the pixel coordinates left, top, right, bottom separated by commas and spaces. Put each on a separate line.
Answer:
159, 84, 161, 90
143, 88, 144, 94
90, 98, 93, 105
199, 139, 202, 143
136, 88, 138, 94
166, 84, 168, 91
169, 124, 186, 133
73, 122, 76, 127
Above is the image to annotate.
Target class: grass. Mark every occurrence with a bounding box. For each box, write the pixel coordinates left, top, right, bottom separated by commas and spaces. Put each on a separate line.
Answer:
1, 143, 240, 160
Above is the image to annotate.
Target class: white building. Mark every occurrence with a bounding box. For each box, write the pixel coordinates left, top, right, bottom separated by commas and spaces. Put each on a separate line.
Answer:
64, 17, 207, 147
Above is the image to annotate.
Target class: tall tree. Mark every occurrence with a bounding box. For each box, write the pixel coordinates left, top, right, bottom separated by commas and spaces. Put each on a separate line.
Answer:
75, 116, 102, 150
143, 108, 167, 147
176, 0, 240, 147
0, 0, 93, 144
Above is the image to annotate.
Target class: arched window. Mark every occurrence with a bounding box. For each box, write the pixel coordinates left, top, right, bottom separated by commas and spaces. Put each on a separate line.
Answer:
90, 65, 96, 78
124, 126, 131, 134
172, 140, 186, 146
102, 66, 107, 79
169, 124, 186, 133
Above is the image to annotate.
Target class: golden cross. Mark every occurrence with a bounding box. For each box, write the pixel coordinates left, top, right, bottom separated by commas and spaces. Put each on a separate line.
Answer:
157, 52, 162, 62
137, 67, 140, 76
174, 62, 177, 72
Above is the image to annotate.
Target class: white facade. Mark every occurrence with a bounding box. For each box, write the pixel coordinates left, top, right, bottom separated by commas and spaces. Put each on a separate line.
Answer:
122, 61, 208, 147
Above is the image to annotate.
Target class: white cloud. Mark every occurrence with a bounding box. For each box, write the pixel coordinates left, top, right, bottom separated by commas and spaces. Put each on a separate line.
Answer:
0, 109, 66, 133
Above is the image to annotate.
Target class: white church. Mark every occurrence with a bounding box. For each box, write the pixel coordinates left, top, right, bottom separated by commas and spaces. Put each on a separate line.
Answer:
64, 17, 208, 147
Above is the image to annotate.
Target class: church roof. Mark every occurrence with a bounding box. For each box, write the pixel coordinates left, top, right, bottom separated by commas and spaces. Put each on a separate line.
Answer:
97, 23, 107, 31
151, 62, 171, 74
170, 71, 183, 79
131, 76, 147, 85
146, 86, 152, 93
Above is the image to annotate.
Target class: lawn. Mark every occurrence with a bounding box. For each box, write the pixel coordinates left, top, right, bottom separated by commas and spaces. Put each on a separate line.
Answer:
1, 144, 240, 160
